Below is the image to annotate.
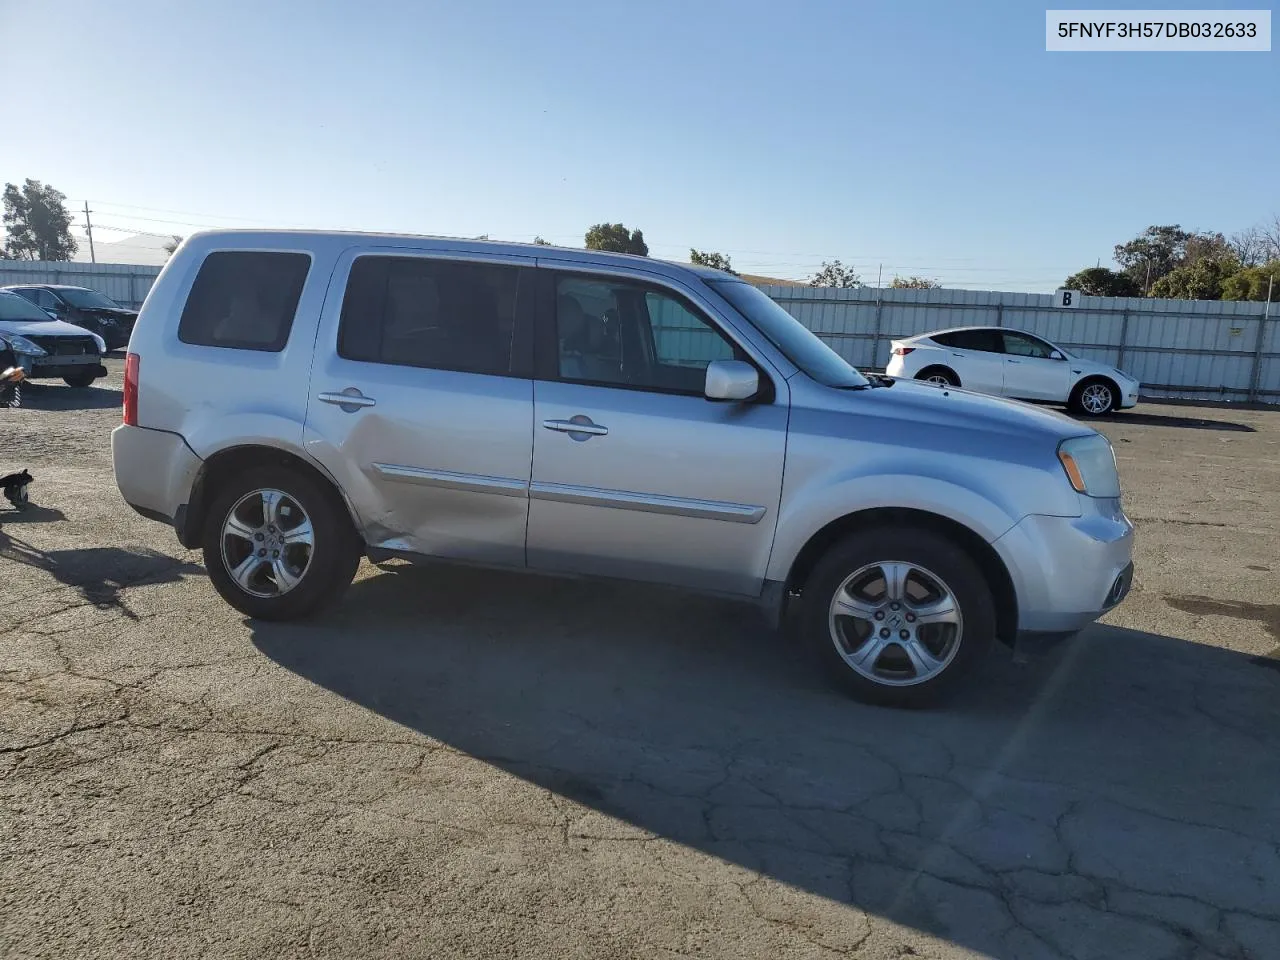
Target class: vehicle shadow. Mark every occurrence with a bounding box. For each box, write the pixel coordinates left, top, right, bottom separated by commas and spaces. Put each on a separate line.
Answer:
0, 529, 201, 619
14, 381, 123, 412
252, 562, 1280, 959
15, 381, 123, 412
1086, 410, 1256, 432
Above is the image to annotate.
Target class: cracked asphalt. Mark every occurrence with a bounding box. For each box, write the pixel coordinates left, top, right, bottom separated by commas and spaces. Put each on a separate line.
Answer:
3, 360, 1279, 959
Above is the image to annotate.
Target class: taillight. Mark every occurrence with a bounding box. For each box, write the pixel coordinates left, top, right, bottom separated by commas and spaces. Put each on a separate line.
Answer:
891, 345, 915, 356
123, 352, 139, 425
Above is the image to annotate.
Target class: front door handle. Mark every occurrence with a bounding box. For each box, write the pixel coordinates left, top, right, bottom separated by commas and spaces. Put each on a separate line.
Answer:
318, 388, 376, 412
543, 416, 608, 439
1007, 359, 1021, 364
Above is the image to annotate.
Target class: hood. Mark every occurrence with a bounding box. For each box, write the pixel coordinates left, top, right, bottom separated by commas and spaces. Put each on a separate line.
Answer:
816, 376, 1092, 445
0, 317, 100, 339
77, 306, 138, 321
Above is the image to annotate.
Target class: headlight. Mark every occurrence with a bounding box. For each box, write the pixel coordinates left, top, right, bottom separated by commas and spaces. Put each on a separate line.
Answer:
1057, 434, 1121, 498
3, 334, 47, 357
90, 332, 107, 353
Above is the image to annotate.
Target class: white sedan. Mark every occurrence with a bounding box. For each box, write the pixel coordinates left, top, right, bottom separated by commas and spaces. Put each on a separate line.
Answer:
884, 326, 1140, 415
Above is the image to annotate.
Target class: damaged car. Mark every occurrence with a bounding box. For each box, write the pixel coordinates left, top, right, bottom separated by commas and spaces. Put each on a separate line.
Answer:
0, 290, 108, 388
4, 284, 137, 351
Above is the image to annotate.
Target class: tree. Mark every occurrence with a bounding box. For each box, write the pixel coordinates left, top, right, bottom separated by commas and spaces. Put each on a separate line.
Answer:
1229, 227, 1268, 268
1220, 261, 1280, 301
689, 249, 736, 274
584, 223, 648, 256
1182, 231, 1234, 266
532, 236, 551, 246
1061, 267, 1140, 298
889, 275, 940, 289
1148, 254, 1240, 301
1113, 225, 1192, 293
808, 260, 861, 288
1260, 215, 1280, 263
1, 179, 77, 261
162, 234, 184, 257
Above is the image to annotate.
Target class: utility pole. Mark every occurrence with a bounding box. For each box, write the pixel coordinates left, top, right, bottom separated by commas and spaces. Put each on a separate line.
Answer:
84, 201, 96, 264
877, 263, 883, 289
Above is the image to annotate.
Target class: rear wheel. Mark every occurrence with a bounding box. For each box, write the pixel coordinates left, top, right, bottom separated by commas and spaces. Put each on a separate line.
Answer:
202, 465, 361, 620
915, 366, 959, 388
1070, 377, 1116, 416
63, 372, 99, 388
800, 527, 995, 707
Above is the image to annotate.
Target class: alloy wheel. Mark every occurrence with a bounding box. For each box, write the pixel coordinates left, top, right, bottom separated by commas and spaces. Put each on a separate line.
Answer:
219, 488, 315, 599
827, 561, 963, 686
1081, 383, 1113, 414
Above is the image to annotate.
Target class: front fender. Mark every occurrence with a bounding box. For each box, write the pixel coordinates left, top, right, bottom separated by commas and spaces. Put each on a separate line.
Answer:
766, 472, 1026, 584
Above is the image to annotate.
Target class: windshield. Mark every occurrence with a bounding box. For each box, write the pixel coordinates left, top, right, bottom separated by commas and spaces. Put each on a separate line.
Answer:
708, 281, 869, 388
56, 287, 122, 309
0, 292, 57, 322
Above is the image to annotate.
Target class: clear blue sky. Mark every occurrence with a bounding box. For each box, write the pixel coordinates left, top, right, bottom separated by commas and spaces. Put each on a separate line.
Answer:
2, 0, 1275, 288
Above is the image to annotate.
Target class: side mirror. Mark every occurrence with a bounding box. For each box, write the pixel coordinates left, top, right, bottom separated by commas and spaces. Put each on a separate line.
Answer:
1049, 350, 1065, 360
704, 359, 759, 401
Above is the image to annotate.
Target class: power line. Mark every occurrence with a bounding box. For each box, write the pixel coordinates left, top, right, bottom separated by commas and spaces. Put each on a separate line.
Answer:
84, 199, 282, 225
70, 198, 1071, 288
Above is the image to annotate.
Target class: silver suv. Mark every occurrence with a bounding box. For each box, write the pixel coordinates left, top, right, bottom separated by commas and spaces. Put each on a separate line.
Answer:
113, 231, 1134, 706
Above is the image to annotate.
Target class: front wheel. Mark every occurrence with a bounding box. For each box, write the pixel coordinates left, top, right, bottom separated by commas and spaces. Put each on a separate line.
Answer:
202, 465, 361, 620
800, 527, 996, 707
63, 372, 99, 388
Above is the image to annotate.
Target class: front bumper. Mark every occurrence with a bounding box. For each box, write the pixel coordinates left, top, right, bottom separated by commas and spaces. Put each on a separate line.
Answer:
993, 501, 1135, 635
18, 353, 107, 380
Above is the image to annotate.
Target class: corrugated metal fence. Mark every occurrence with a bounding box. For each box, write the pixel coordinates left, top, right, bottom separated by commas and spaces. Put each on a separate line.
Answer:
2, 260, 1275, 402
0, 260, 161, 310
760, 286, 1278, 403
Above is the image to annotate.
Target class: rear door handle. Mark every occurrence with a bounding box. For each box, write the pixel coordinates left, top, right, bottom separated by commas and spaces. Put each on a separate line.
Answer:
318, 389, 376, 411
543, 417, 608, 438
1007, 359, 1021, 364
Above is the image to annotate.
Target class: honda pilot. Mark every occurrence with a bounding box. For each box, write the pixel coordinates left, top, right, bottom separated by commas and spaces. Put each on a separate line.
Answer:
112, 231, 1134, 706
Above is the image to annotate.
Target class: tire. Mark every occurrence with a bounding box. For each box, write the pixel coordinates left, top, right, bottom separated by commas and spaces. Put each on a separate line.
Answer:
63, 372, 98, 388
915, 366, 959, 388
799, 526, 996, 707
1069, 377, 1116, 416
202, 464, 361, 620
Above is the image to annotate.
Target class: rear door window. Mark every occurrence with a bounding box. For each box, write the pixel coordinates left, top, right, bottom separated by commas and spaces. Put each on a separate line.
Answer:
338, 256, 522, 376
946, 329, 1004, 353
178, 251, 311, 351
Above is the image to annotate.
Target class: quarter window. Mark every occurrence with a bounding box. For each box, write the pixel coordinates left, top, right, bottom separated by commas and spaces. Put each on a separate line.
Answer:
178, 251, 311, 352
338, 256, 521, 376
